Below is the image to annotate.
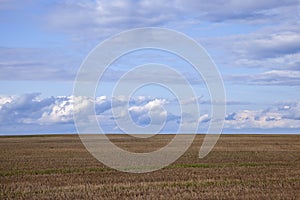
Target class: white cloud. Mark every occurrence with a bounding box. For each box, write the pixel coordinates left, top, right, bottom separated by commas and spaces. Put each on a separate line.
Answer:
0, 95, 14, 109
39, 96, 75, 124
0, 94, 178, 133
225, 101, 300, 129
198, 114, 210, 123
1, 94, 299, 134
128, 99, 168, 125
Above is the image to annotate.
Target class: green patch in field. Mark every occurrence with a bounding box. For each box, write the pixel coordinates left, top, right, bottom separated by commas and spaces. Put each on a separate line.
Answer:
169, 163, 215, 169
169, 162, 275, 169
0, 167, 111, 177
238, 162, 260, 167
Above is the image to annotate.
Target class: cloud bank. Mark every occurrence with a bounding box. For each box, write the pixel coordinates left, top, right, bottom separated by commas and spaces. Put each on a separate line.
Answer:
0, 93, 299, 134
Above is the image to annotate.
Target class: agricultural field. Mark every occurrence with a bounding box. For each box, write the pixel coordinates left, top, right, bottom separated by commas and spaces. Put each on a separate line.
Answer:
0, 134, 299, 199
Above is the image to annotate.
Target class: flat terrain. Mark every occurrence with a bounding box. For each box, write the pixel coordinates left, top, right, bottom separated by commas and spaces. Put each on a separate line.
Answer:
0, 134, 299, 199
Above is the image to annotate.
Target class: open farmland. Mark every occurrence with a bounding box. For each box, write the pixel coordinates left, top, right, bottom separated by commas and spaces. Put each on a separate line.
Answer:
0, 134, 299, 199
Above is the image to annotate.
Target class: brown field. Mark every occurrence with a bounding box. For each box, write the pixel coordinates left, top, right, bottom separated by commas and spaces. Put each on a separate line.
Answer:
0, 134, 299, 199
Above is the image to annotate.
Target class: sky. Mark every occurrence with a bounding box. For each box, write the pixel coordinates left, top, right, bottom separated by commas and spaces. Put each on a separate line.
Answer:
0, 0, 300, 135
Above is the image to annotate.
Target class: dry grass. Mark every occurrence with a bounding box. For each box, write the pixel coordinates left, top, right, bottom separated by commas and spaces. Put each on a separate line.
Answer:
0, 134, 299, 199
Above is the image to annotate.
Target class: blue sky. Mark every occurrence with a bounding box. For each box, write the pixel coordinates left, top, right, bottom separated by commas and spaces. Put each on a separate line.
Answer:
0, 0, 300, 135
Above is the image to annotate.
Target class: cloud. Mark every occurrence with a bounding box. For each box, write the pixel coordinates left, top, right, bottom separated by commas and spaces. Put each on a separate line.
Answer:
179, 0, 299, 23
234, 31, 300, 60
225, 101, 300, 129
128, 99, 170, 125
0, 47, 77, 81
206, 21, 300, 86
232, 53, 300, 71
2, 1, 299, 83
0, 94, 180, 134
0, 62, 74, 81
38, 96, 76, 125
227, 70, 300, 86
198, 114, 210, 123
0, 93, 55, 125
1, 93, 299, 134
40, 0, 300, 41
42, 0, 181, 42
204, 22, 300, 72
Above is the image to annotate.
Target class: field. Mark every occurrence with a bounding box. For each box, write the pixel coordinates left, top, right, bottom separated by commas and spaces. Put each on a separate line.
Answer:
0, 134, 299, 199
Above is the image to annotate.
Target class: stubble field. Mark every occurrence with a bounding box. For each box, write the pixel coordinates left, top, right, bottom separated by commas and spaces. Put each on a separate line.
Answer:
0, 134, 299, 199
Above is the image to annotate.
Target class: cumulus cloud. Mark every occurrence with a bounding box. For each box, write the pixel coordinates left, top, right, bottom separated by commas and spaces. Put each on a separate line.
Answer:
0, 94, 180, 134
0, 93, 299, 134
225, 101, 300, 129
0, 93, 55, 125
128, 99, 169, 125
198, 114, 210, 123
